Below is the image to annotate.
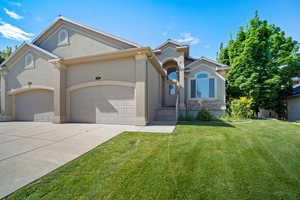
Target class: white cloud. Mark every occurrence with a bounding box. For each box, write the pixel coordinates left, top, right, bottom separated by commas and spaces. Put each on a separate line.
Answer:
176, 32, 200, 45
3, 8, 23, 20
9, 1, 22, 7
0, 21, 33, 41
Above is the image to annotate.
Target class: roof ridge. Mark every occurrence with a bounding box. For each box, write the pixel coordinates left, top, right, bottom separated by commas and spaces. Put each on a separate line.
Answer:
155, 39, 184, 50
32, 16, 141, 48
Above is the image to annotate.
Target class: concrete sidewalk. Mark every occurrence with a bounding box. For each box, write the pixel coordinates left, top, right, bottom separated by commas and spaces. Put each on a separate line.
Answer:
0, 122, 175, 198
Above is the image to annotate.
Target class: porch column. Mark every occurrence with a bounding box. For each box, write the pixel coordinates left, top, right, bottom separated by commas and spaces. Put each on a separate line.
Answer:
53, 63, 67, 123
178, 56, 185, 109
0, 70, 12, 120
135, 54, 147, 125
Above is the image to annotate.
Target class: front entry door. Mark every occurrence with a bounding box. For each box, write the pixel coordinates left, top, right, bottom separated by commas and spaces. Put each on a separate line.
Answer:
164, 80, 177, 107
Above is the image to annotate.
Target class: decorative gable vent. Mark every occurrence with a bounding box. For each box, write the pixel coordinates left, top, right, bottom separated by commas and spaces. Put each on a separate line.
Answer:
25, 52, 34, 69
58, 29, 69, 46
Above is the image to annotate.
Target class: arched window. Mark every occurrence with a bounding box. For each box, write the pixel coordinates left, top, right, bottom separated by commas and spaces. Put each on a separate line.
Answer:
25, 52, 34, 69
190, 73, 215, 98
167, 68, 177, 80
58, 29, 69, 46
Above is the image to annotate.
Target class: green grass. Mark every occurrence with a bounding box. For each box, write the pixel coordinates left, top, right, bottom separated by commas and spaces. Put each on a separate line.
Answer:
4, 120, 300, 200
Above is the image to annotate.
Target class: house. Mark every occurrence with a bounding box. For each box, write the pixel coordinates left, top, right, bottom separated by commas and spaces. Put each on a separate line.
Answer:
0, 17, 229, 125
287, 78, 300, 122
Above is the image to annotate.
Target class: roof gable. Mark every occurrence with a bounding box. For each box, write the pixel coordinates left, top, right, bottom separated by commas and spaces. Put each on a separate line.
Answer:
33, 17, 141, 49
185, 57, 231, 71
155, 39, 184, 50
0, 42, 58, 69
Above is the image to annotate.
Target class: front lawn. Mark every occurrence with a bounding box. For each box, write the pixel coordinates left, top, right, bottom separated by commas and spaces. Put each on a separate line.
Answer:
4, 120, 300, 200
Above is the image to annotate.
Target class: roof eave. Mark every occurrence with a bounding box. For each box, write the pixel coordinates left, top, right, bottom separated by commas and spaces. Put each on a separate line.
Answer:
185, 57, 231, 70
0, 42, 59, 69
155, 39, 183, 50
61, 47, 150, 65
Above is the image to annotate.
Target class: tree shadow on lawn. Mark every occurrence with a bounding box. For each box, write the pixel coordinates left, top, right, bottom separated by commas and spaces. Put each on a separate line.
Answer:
178, 118, 235, 128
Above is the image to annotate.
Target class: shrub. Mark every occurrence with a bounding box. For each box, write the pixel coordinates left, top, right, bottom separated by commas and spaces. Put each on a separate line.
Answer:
229, 97, 253, 119
196, 109, 214, 121
178, 115, 185, 121
185, 115, 195, 121
178, 114, 194, 121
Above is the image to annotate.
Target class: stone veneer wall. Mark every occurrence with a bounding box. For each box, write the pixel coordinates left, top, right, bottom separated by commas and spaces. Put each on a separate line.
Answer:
187, 99, 225, 111
179, 99, 226, 118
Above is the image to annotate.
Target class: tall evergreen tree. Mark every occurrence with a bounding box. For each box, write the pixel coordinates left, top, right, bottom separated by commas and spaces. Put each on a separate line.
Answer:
218, 12, 299, 117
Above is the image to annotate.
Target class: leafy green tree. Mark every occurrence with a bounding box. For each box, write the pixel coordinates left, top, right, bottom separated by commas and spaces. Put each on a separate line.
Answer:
0, 46, 14, 64
218, 12, 300, 117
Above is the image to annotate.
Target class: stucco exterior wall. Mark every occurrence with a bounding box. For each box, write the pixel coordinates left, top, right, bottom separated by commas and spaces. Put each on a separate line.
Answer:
147, 60, 161, 121
38, 24, 122, 59
6, 49, 56, 91
65, 56, 147, 125
287, 96, 300, 121
185, 63, 226, 112
67, 57, 136, 87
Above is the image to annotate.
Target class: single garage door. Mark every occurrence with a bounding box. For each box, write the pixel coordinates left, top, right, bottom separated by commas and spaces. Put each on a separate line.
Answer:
70, 85, 136, 124
15, 90, 54, 122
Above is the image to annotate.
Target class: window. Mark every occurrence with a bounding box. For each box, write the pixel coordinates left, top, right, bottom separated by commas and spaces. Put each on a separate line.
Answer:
169, 83, 176, 95
25, 53, 34, 69
58, 29, 69, 46
168, 71, 177, 80
167, 68, 177, 80
190, 73, 215, 98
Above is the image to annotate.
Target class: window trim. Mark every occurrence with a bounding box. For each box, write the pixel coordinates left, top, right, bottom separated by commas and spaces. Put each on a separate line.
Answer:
24, 52, 34, 69
188, 72, 217, 100
58, 29, 69, 46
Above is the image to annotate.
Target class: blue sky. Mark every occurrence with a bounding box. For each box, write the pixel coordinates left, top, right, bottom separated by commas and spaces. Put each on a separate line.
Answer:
0, 0, 299, 59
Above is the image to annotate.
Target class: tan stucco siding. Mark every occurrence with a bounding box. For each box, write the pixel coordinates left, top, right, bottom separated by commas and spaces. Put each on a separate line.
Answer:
38, 24, 120, 58
66, 56, 140, 124
288, 96, 300, 121
185, 63, 226, 111
156, 46, 183, 64
147, 60, 161, 121
6, 50, 56, 91
67, 57, 136, 87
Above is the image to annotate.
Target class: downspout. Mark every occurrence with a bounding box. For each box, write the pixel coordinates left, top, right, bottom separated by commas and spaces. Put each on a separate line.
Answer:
145, 58, 149, 124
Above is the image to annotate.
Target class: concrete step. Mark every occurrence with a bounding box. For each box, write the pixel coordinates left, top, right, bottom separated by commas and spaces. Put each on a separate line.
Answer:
155, 108, 177, 121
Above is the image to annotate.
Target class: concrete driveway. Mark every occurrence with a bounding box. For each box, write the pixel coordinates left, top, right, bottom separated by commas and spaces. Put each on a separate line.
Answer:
0, 122, 175, 198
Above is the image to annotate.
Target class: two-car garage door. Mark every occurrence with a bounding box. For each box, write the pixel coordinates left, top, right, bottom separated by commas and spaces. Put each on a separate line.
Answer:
15, 90, 54, 122
70, 85, 136, 124
13, 85, 136, 124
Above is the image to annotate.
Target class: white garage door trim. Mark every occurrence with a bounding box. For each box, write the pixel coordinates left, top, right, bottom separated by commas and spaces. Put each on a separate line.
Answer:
66, 80, 136, 122
8, 85, 54, 96
67, 80, 135, 92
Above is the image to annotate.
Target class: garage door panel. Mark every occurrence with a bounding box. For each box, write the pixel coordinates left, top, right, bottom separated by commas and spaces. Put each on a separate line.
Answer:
70, 86, 136, 124
15, 90, 54, 122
